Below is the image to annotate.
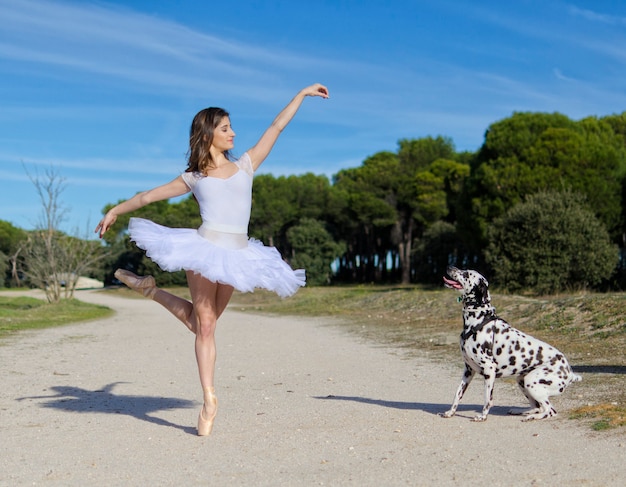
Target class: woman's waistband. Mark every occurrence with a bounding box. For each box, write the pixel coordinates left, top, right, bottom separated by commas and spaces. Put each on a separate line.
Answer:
197, 222, 248, 249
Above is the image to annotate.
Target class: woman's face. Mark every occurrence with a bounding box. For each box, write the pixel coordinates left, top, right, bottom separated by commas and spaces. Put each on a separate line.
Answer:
211, 116, 235, 152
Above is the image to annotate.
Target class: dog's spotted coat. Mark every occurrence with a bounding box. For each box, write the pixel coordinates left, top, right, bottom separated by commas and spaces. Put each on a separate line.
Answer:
439, 266, 582, 422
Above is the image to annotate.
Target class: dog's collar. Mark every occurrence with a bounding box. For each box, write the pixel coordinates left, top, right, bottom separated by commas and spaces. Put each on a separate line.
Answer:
461, 296, 486, 307
461, 314, 499, 341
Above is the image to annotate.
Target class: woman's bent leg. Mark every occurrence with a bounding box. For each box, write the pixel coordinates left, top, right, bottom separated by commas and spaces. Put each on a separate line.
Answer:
154, 279, 232, 334
138, 272, 233, 335
115, 268, 198, 333
152, 290, 196, 333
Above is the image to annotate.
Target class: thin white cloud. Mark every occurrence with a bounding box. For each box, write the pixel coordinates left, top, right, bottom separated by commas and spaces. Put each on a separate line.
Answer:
553, 68, 572, 82
0, 167, 174, 194
0, 153, 181, 176
450, 2, 626, 70
0, 0, 294, 66
0, 0, 342, 102
567, 5, 626, 25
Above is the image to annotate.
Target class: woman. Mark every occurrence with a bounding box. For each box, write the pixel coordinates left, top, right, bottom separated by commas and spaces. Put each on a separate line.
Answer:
95, 83, 329, 436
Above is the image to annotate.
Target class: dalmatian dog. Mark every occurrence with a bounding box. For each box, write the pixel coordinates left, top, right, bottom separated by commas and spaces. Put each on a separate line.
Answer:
439, 266, 581, 422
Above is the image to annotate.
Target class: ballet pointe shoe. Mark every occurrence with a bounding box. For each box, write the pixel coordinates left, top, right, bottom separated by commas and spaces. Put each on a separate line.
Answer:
114, 269, 157, 299
197, 387, 218, 436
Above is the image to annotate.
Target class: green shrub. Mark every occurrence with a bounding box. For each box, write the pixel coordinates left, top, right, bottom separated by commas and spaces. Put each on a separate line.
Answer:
485, 190, 618, 294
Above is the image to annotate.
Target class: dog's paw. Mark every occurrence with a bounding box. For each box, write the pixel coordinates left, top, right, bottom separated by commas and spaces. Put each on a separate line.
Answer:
521, 411, 557, 422
471, 415, 488, 422
521, 415, 539, 422
438, 411, 455, 418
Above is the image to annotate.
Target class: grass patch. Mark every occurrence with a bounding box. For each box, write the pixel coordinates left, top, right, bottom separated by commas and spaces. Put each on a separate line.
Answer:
570, 404, 626, 430
0, 295, 113, 338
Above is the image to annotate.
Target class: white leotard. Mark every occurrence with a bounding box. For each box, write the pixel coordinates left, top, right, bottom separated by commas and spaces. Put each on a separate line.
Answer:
181, 153, 253, 249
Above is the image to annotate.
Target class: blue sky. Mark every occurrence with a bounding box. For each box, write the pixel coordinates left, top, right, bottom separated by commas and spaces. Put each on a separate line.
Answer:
2, 0, 626, 235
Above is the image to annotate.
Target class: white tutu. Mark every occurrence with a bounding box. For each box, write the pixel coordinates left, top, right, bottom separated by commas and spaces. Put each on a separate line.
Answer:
128, 217, 305, 298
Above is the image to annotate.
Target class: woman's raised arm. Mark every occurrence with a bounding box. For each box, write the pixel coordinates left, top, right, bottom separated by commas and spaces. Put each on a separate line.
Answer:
247, 83, 329, 171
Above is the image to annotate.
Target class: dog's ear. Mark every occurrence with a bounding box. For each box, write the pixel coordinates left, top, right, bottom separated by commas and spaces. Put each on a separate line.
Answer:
476, 279, 489, 305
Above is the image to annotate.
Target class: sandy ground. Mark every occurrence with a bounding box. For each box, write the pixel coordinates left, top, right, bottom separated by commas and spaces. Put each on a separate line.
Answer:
1, 289, 624, 487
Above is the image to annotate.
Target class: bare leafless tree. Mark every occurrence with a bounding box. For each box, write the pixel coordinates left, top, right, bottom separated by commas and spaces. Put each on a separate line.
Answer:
9, 244, 24, 288
20, 165, 108, 302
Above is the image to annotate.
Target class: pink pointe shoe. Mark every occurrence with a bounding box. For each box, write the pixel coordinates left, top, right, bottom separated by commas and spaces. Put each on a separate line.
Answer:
197, 387, 218, 436
114, 269, 157, 299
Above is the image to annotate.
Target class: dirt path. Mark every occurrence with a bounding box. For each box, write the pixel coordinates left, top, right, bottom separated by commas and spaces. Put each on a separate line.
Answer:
1, 290, 624, 486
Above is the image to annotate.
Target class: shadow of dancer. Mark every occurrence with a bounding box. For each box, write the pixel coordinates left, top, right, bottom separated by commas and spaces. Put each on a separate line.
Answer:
17, 382, 198, 434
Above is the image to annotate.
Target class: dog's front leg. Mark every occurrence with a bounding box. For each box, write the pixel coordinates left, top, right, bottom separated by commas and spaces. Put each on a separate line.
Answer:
472, 368, 496, 422
439, 365, 474, 418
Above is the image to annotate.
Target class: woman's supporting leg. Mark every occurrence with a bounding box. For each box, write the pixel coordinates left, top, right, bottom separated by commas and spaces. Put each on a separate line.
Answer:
186, 270, 234, 435
186, 270, 234, 388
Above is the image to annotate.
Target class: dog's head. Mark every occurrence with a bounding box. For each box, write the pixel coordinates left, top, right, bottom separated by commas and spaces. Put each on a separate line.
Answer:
443, 266, 491, 306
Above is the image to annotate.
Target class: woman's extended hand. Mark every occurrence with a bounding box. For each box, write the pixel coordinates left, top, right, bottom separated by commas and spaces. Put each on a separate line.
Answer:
94, 211, 117, 238
302, 83, 329, 99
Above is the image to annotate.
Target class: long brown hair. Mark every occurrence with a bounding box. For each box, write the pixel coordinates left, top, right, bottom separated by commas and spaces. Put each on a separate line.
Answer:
186, 107, 232, 174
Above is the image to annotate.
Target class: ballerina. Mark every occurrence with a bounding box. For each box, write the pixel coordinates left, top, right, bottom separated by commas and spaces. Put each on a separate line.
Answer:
95, 84, 329, 436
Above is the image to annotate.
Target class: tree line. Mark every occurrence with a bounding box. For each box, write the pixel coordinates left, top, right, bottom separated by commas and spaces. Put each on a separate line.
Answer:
2, 110, 625, 297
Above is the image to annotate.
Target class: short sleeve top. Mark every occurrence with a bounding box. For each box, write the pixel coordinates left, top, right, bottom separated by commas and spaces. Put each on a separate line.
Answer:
181, 152, 254, 235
